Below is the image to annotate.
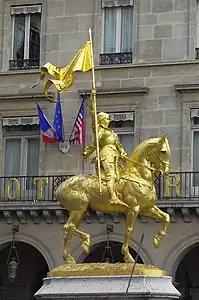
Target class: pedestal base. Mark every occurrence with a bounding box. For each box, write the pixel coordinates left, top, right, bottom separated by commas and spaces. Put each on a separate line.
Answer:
48, 263, 167, 277
35, 275, 181, 299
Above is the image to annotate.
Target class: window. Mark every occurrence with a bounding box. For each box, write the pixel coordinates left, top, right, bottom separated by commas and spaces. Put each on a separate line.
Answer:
3, 124, 40, 177
109, 111, 134, 155
191, 109, 199, 186
100, 0, 133, 65
10, 5, 41, 70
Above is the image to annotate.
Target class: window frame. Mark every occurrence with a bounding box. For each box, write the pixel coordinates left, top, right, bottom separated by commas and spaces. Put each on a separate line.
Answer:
3, 132, 40, 177
191, 122, 199, 190
101, 6, 133, 54
11, 10, 41, 61
9, 4, 42, 70
110, 118, 134, 156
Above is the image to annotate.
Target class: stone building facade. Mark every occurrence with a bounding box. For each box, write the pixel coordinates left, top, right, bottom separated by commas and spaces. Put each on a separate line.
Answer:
0, 0, 199, 299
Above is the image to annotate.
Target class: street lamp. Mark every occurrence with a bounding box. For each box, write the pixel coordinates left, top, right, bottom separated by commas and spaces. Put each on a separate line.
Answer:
6, 225, 19, 283
101, 224, 114, 263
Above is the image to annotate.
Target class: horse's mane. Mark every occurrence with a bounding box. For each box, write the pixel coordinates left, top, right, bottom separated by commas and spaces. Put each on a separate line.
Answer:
129, 137, 161, 160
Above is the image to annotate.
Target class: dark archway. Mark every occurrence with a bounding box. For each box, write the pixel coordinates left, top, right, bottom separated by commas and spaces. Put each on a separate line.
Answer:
175, 243, 199, 300
83, 240, 143, 263
0, 241, 49, 300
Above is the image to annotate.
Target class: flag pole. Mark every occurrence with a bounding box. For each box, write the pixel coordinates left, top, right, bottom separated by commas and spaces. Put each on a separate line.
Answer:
89, 28, 102, 194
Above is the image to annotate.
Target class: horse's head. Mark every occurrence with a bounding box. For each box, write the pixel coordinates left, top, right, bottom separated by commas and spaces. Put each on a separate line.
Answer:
147, 133, 171, 175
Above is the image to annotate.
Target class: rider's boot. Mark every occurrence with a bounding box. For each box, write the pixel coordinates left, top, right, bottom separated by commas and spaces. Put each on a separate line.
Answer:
107, 179, 128, 207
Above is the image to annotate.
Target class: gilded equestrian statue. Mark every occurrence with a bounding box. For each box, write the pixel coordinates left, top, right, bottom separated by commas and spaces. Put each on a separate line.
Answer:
56, 124, 171, 264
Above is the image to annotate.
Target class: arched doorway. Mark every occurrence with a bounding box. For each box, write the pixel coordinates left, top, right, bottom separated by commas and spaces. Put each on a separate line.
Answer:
0, 241, 49, 300
83, 240, 143, 263
175, 243, 199, 300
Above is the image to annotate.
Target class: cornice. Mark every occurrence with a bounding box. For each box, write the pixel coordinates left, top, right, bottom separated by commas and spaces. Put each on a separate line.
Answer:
174, 84, 199, 93
79, 87, 149, 97
0, 92, 54, 101
0, 202, 199, 224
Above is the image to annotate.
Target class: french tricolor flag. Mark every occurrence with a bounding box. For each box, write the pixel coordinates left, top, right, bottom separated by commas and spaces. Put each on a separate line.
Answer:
36, 101, 60, 143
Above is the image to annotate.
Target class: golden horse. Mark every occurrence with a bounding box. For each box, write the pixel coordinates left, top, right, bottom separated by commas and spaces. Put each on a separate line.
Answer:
56, 134, 171, 264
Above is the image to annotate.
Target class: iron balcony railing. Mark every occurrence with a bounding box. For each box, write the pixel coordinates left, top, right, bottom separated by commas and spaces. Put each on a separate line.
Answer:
0, 175, 69, 202
9, 58, 40, 70
156, 171, 199, 201
0, 172, 199, 203
100, 52, 132, 65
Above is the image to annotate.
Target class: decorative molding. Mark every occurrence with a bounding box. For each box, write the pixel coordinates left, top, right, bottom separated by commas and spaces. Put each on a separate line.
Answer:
181, 208, 191, 223
174, 84, 199, 93
1, 204, 199, 223
79, 87, 149, 97
30, 211, 40, 224
195, 207, 199, 217
166, 208, 176, 223
111, 213, 120, 223
190, 108, 199, 119
3, 211, 13, 224
2, 116, 39, 126
96, 212, 106, 223
16, 211, 26, 224
55, 210, 65, 224
11, 4, 41, 15
42, 210, 53, 224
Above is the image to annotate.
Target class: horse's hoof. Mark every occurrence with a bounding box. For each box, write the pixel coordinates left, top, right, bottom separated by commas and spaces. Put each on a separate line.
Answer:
124, 254, 135, 264
82, 234, 90, 254
153, 236, 160, 248
63, 255, 76, 265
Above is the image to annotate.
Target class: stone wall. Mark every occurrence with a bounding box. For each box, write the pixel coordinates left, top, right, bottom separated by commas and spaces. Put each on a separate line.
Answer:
0, 0, 198, 174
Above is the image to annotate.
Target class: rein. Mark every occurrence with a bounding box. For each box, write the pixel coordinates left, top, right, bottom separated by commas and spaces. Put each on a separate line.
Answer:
122, 156, 158, 173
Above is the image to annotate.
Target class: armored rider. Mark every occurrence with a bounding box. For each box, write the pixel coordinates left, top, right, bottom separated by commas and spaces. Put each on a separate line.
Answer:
83, 93, 128, 206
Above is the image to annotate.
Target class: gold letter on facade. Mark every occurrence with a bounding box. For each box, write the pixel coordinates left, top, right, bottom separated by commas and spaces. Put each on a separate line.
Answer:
164, 174, 181, 197
5, 178, 20, 200
33, 177, 48, 200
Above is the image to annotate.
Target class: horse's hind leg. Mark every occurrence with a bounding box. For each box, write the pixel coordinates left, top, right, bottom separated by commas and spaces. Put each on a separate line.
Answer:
63, 222, 76, 264
142, 205, 170, 248
63, 202, 90, 263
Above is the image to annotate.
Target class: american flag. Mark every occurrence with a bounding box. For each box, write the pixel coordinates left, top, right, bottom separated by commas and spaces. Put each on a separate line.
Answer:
69, 99, 85, 144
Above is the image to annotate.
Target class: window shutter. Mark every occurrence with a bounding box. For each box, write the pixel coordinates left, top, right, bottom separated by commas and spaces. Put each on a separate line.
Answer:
102, 0, 134, 8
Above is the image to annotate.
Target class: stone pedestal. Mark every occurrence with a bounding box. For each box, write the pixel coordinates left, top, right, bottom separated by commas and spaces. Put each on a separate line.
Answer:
35, 275, 181, 299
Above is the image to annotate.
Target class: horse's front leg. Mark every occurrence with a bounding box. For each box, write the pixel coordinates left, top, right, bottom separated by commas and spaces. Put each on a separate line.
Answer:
142, 205, 170, 248
121, 205, 139, 263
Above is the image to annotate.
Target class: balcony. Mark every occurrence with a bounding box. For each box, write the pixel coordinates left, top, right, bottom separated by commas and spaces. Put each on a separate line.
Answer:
0, 173, 198, 223
0, 172, 198, 204
9, 58, 40, 70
